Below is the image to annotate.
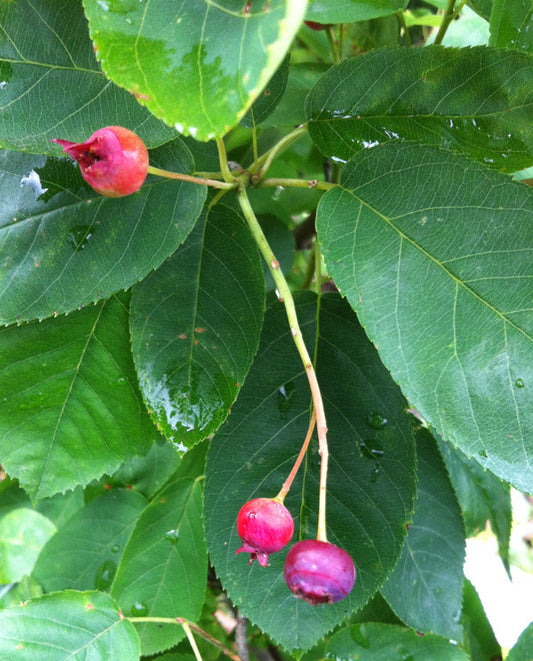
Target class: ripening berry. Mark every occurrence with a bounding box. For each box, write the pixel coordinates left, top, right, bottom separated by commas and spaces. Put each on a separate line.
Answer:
284, 539, 355, 604
304, 21, 333, 31
236, 498, 294, 567
52, 126, 148, 197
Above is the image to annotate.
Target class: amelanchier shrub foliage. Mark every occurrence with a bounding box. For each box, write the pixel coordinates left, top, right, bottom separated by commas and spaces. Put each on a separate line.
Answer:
1, 0, 532, 659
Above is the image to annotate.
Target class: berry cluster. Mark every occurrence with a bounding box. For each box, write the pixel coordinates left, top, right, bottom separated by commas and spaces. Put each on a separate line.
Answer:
235, 497, 355, 605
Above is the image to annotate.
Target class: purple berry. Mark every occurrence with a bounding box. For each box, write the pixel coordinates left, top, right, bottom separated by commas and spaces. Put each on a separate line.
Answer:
236, 498, 294, 567
284, 539, 356, 604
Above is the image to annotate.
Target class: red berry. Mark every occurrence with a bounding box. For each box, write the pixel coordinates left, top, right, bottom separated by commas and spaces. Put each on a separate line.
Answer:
51, 126, 148, 197
284, 539, 355, 604
304, 20, 333, 31
236, 498, 294, 567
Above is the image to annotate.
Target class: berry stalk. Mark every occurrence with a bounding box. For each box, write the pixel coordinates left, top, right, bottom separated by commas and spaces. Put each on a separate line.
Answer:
276, 408, 316, 503
237, 187, 329, 543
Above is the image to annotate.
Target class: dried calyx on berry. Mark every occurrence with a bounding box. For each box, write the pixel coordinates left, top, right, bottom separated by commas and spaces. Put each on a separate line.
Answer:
284, 539, 356, 605
52, 126, 148, 198
236, 497, 294, 567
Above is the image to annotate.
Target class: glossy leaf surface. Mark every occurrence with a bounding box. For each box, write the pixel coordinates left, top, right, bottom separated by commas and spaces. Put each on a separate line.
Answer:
324, 623, 469, 661
205, 292, 416, 652
32, 489, 147, 593
307, 46, 533, 171
130, 202, 265, 447
381, 428, 465, 640
0, 590, 140, 660
0, 294, 159, 501
0, 140, 205, 324
317, 142, 533, 492
83, 0, 307, 141
111, 446, 207, 656
0, 0, 174, 155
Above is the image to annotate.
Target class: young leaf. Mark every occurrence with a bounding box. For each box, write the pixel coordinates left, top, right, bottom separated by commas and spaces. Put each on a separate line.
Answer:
317, 142, 533, 493
381, 428, 465, 640
324, 623, 469, 660
83, 0, 307, 141
205, 292, 416, 653
0, 140, 206, 324
307, 46, 533, 171
0, 293, 159, 501
0, 590, 140, 660
130, 202, 265, 448
110, 446, 207, 656
32, 489, 147, 593
0, 0, 174, 154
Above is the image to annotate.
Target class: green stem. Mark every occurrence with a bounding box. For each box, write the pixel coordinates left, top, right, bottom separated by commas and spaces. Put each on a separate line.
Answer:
434, 0, 465, 45
238, 188, 329, 543
253, 125, 307, 176
396, 11, 411, 47
216, 137, 234, 182
182, 621, 203, 661
127, 617, 242, 661
256, 177, 336, 192
326, 26, 340, 64
147, 166, 235, 190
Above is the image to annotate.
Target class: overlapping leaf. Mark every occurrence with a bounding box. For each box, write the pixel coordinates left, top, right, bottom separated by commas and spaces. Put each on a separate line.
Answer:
0, 139, 205, 324
32, 489, 147, 593
489, 0, 533, 51
0, 293, 159, 501
305, 0, 408, 23
111, 446, 207, 656
205, 292, 416, 653
307, 46, 533, 171
0, 590, 140, 660
381, 428, 465, 640
0, 0, 174, 154
130, 202, 265, 448
462, 579, 502, 661
317, 142, 533, 492
83, 0, 308, 141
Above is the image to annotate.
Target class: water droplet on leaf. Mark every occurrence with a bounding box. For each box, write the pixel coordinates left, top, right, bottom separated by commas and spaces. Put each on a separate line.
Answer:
277, 381, 296, 420
515, 378, 525, 388
351, 623, 370, 648
94, 560, 116, 591
164, 529, 180, 544
67, 225, 94, 251
367, 411, 388, 429
130, 601, 148, 616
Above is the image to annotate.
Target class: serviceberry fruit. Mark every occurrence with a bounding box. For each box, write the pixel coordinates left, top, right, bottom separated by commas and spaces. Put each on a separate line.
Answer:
52, 126, 148, 197
284, 539, 355, 604
236, 498, 294, 567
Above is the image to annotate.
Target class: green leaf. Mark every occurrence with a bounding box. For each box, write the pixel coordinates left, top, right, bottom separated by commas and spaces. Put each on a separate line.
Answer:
0, 293, 159, 501
0, 140, 205, 324
461, 579, 502, 661
305, 0, 408, 22
324, 623, 469, 661
0, 0, 174, 155
306, 46, 533, 171
468, 0, 494, 22
241, 55, 290, 129
489, 0, 533, 51
111, 447, 207, 656
205, 292, 416, 653
83, 0, 308, 141
439, 438, 511, 573
32, 489, 147, 593
0, 575, 43, 610
317, 142, 533, 492
0, 509, 56, 583
0, 590, 140, 660
130, 202, 265, 448
507, 622, 533, 661
381, 428, 465, 640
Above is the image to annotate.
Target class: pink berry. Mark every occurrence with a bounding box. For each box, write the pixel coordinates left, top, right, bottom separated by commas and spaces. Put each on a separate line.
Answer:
51, 126, 148, 197
284, 539, 355, 604
236, 498, 294, 567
